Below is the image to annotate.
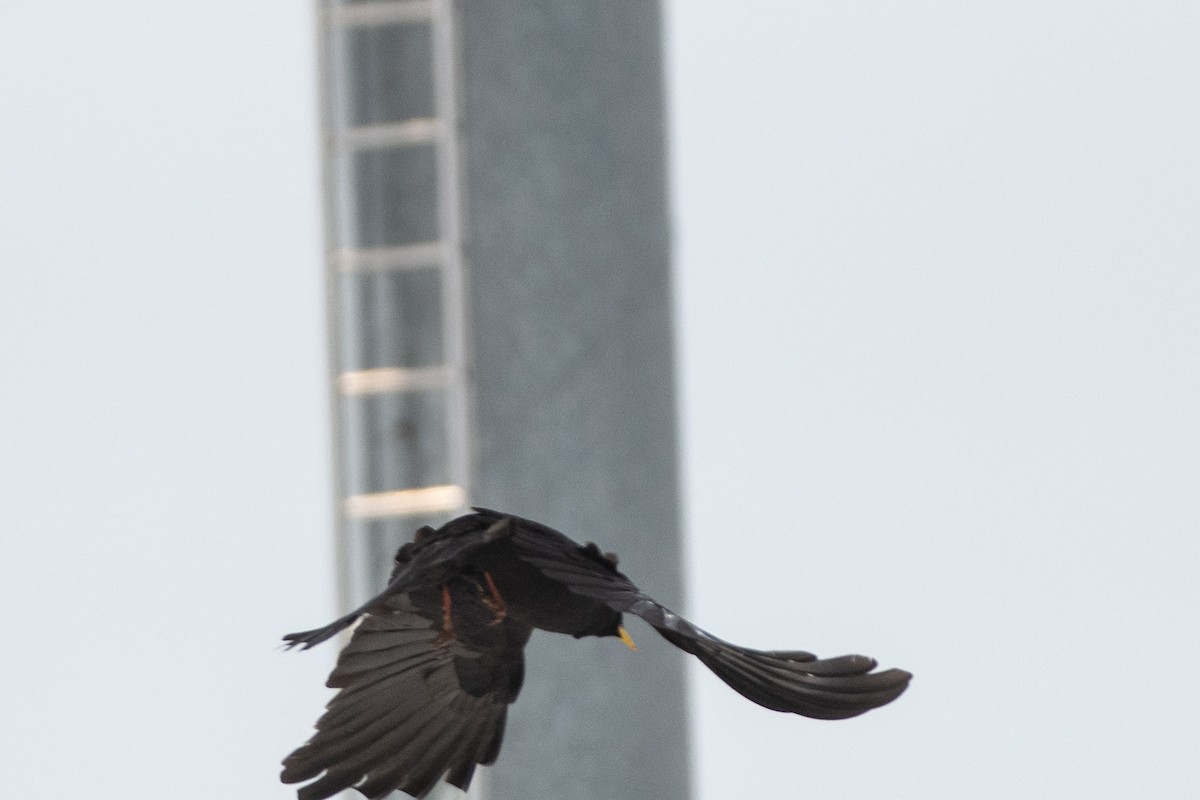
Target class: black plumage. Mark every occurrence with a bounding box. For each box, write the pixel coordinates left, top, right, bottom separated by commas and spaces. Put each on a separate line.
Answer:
282, 508, 911, 799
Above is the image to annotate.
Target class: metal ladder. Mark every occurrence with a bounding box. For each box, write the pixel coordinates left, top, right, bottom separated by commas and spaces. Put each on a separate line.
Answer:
317, 0, 472, 613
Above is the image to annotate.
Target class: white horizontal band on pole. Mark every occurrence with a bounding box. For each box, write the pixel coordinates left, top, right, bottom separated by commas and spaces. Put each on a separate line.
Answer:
344, 484, 467, 519
338, 366, 448, 396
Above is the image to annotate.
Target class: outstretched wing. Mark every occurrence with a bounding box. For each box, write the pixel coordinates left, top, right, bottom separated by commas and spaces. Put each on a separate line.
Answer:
489, 509, 911, 720
282, 581, 532, 800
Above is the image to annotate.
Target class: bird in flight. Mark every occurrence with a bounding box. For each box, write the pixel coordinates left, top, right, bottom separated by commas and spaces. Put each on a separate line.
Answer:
281, 508, 911, 800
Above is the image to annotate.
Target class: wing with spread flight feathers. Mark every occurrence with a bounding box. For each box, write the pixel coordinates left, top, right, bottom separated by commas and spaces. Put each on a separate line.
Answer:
281, 581, 531, 800
482, 509, 912, 720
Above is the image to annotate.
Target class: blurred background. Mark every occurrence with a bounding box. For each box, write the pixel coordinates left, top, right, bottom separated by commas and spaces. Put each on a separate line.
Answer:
2, 1, 1197, 798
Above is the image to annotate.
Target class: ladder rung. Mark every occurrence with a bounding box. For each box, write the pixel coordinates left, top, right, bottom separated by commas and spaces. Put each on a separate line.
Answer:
334, 242, 442, 272
331, 0, 432, 29
343, 484, 466, 519
338, 366, 449, 396
333, 119, 439, 151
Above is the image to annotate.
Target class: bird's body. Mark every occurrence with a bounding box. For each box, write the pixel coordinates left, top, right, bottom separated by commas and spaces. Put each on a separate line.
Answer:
282, 509, 911, 800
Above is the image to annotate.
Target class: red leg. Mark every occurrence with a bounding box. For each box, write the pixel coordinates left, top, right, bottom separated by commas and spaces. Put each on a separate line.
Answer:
435, 583, 455, 646
482, 571, 507, 626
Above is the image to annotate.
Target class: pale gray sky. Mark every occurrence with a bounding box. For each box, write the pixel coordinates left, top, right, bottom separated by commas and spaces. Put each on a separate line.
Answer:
669, 4, 1199, 798
2, 2, 1197, 798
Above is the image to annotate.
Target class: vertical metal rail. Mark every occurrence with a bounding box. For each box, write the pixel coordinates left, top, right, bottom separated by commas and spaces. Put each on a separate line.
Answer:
431, 0, 473, 516
314, 0, 351, 618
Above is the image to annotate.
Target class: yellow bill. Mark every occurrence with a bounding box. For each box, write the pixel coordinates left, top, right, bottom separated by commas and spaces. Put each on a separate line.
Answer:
617, 625, 637, 652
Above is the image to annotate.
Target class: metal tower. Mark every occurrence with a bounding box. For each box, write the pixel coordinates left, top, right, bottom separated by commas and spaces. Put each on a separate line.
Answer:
317, 3, 688, 798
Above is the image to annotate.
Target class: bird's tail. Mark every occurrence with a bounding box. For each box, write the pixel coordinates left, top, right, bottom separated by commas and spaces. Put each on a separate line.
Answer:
658, 629, 911, 719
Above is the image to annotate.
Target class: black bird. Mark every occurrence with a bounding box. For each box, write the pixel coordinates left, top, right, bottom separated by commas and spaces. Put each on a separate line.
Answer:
281, 508, 911, 800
